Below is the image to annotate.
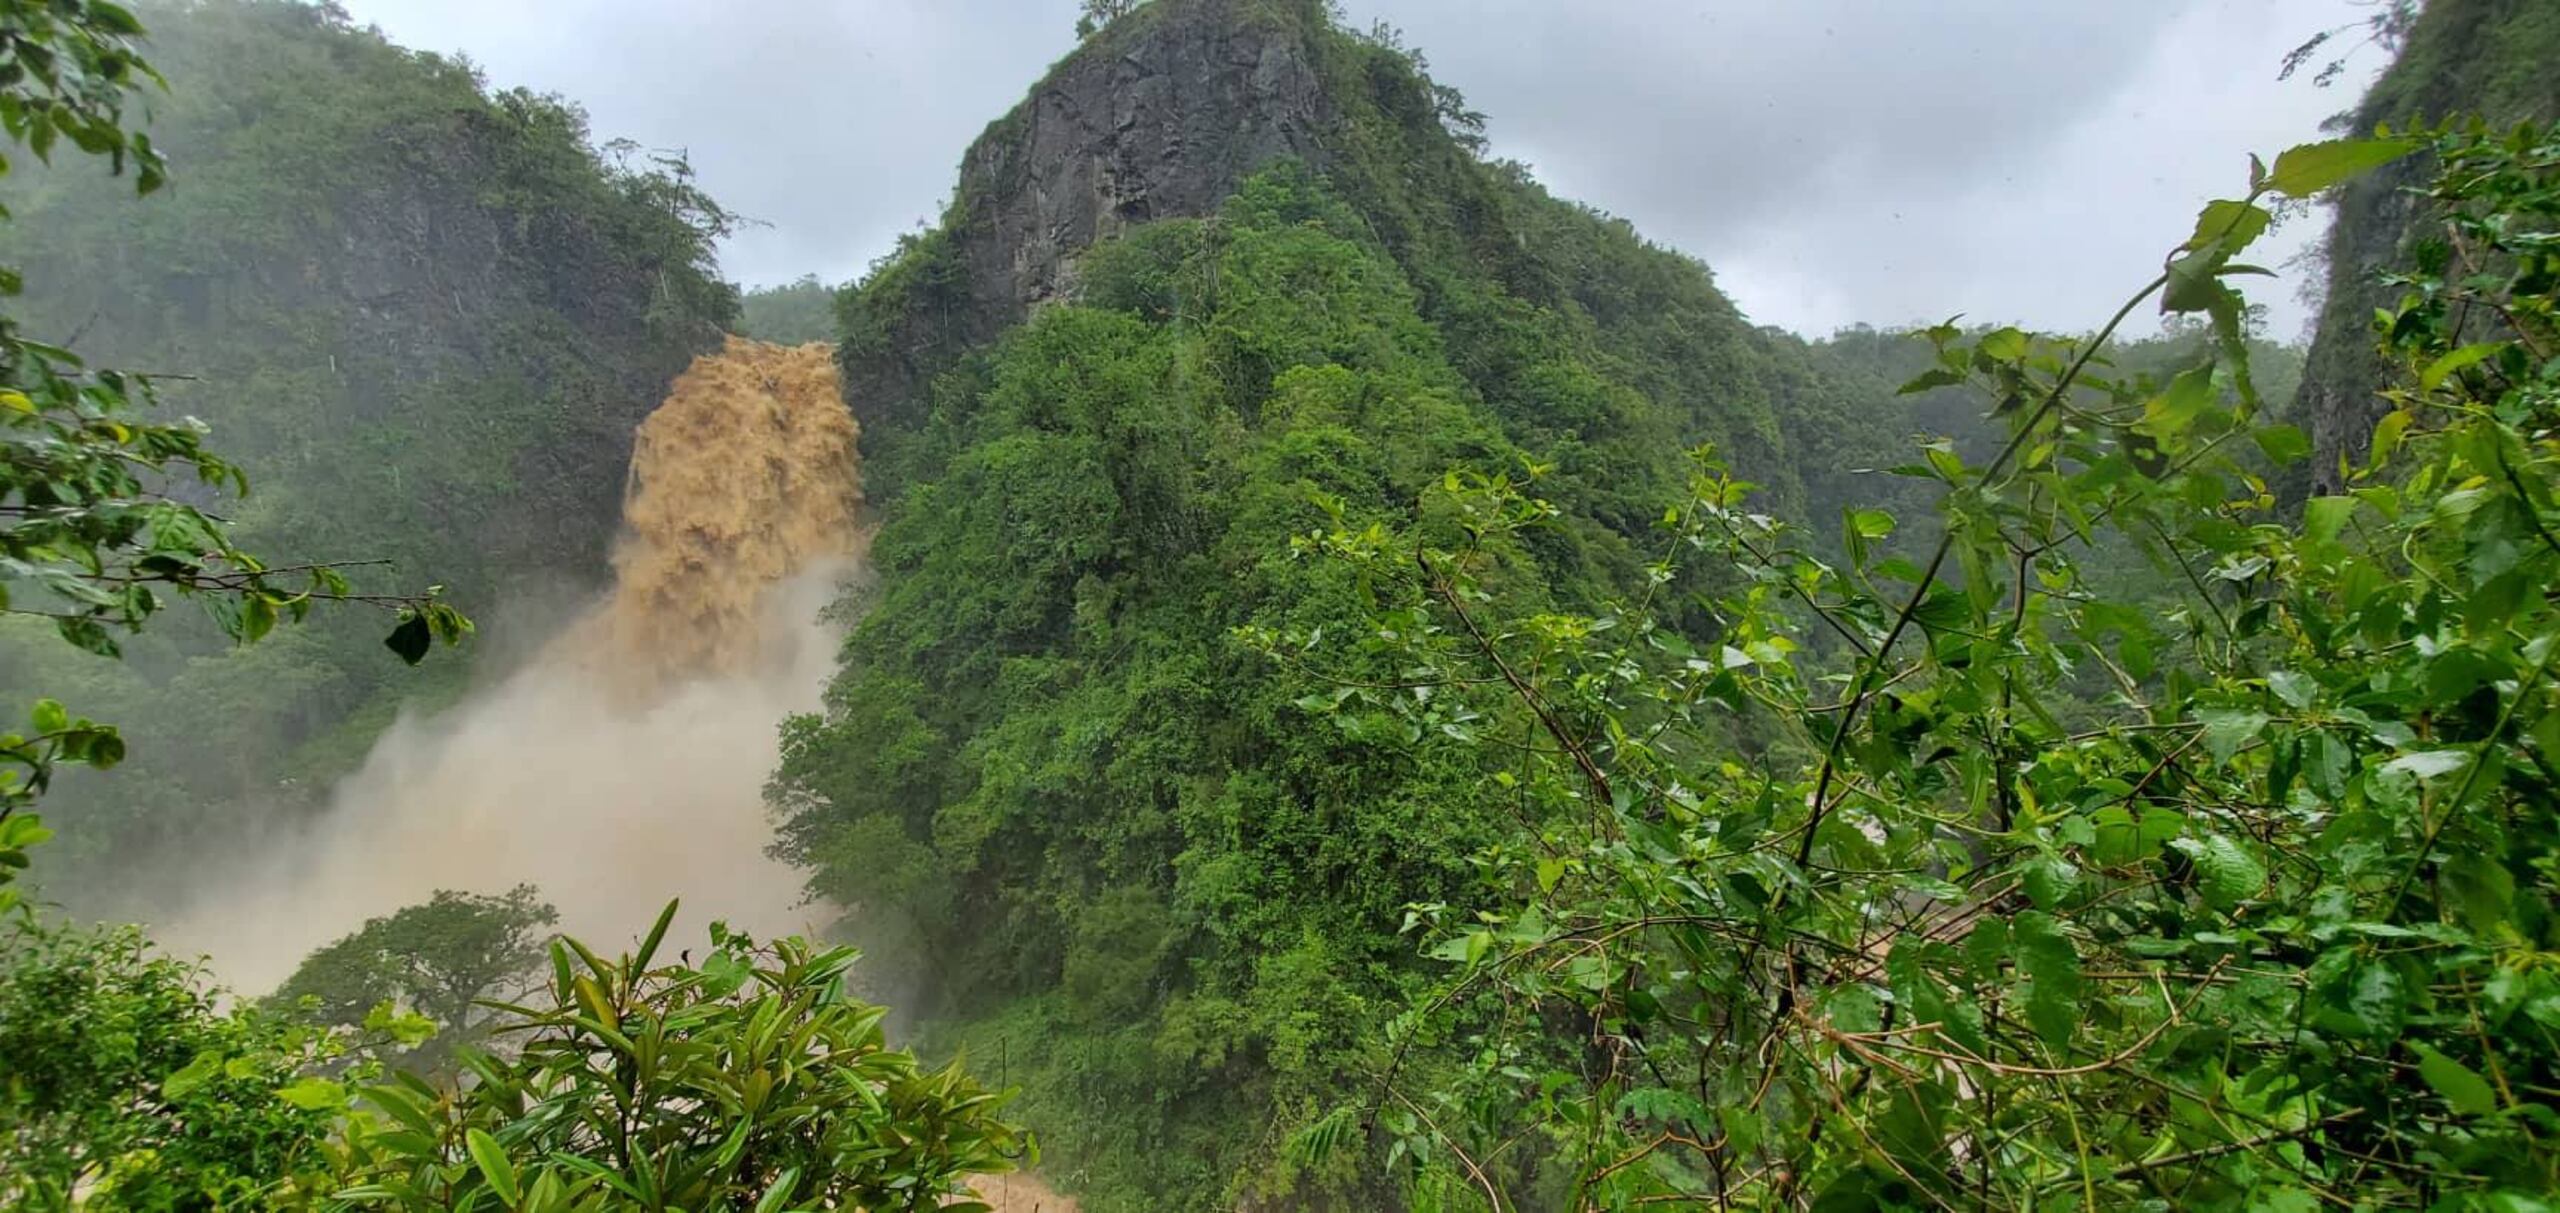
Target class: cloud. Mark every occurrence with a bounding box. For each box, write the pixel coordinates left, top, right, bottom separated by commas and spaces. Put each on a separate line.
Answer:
333, 0, 2377, 337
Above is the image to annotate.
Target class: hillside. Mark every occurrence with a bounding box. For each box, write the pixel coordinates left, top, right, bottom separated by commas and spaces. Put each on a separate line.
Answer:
0, 0, 736, 906
786, 1, 1932, 1205
2295, 0, 2560, 482
4, 0, 2555, 1207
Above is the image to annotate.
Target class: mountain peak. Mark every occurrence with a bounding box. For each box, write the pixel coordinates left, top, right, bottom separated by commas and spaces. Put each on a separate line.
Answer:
840, 0, 1483, 441
957, 0, 1337, 310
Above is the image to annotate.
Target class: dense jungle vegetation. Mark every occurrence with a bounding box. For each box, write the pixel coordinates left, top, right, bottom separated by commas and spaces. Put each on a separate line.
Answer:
782, 5, 2336, 1207
0, 0, 737, 911
0, 2, 1018, 1207
3, 0, 2557, 1209
739, 276, 841, 346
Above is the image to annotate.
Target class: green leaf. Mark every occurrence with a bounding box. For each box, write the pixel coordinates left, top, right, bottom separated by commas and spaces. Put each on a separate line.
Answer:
363, 1000, 440, 1047
2195, 708, 2270, 764
2412, 1043, 2499, 1116
2323, 958, 2407, 1040
29, 699, 67, 735
2384, 749, 2469, 781
2254, 1189, 2321, 1213
467, 1128, 521, 1205
162, 1050, 221, 1099
384, 613, 432, 665
2368, 408, 2415, 467
2023, 855, 2081, 910
2268, 670, 2316, 709
0, 815, 52, 850
89, 2, 145, 35
2421, 342, 2504, 392
2264, 136, 2419, 198
633, 898, 679, 971
699, 950, 752, 999
2442, 850, 2517, 937
2184, 198, 2272, 254
2252, 423, 2311, 465
2303, 496, 2358, 545
2173, 834, 2266, 910
241, 592, 276, 644
2013, 911, 2081, 1048
2142, 366, 2218, 437
2162, 247, 2229, 314
1897, 367, 1965, 395
752, 1170, 804, 1213
277, 1076, 344, 1111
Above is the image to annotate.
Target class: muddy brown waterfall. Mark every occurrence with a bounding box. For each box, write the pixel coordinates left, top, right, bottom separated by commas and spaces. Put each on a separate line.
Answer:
593, 337, 863, 686
162, 338, 863, 991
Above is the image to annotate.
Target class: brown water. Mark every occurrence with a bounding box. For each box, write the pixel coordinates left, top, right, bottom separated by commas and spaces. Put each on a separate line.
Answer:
161, 337, 864, 988
593, 336, 862, 687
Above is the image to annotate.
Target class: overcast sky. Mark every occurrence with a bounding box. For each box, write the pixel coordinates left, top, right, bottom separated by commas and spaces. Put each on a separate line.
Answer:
333, 0, 2387, 341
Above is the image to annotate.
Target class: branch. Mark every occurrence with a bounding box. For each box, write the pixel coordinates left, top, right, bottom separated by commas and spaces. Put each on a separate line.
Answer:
1422, 549, 1614, 814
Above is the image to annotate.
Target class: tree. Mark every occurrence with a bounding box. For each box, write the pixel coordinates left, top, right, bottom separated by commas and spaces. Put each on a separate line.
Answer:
1076, 0, 1143, 39
2279, 0, 2418, 88
324, 908, 1031, 1212
0, 0, 468, 889
739, 274, 840, 345
3, 907, 1035, 1211
0, 5, 1028, 1206
0, 916, 351, 1208
271, 886, 558, 1068
1288, 126, 2560, 1208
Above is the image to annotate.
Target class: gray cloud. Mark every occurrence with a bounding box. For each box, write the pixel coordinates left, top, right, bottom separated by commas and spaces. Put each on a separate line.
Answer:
335, 0, 2378, 338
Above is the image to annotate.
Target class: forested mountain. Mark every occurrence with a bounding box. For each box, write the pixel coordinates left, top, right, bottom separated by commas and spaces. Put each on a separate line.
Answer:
780, 0, 2009, 1203
739, 275, 839, 344
2295, 0, 2560, 485
837, 2, 1928, 540
4, 0, 2556, 1208
0, 0, 735, 904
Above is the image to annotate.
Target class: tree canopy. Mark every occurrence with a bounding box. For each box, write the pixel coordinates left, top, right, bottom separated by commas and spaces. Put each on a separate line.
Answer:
0, 4, 1029, 1208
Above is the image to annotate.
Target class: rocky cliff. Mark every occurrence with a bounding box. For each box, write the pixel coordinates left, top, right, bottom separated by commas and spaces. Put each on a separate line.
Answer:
2, 0, 737, 910
2296, 0, 2560, 488
840, 0, 1344, 449
9, 3, 734, 587
836, 0, 1882, 528
962, 4, 1335, 309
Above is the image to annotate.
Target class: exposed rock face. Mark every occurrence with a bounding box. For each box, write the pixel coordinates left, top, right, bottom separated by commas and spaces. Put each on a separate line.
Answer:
2300, 160, 2428, 497
962, 6, 1332, 309
841, 0, 1338, 441
13, 74, 729, 586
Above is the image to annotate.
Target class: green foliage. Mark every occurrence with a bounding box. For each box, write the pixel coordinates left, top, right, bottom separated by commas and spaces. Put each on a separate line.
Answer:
1285, 128, 2560, 1208
326, 908, 1030, 1212
0, 0, 732, 908
271, 885, 558, 1069
0, 0, 474, 892
2295, 0, 2560, 484
0, 0, 165, 194
1075, 0, 1146, 39
2278, 0, 2416, 89
738, 274, 839, 345
1, 905, 1029, 1211
809, 9, 2071, 1204
786, 166, 1532, 1209
0, 916, 348, 1209
0, 6, 1024, 1209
